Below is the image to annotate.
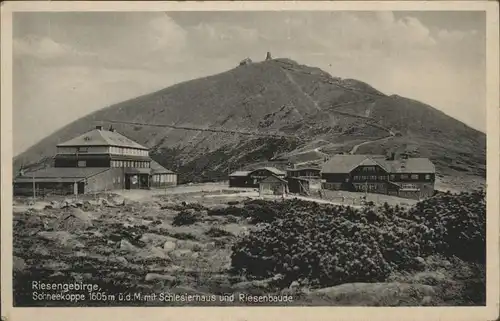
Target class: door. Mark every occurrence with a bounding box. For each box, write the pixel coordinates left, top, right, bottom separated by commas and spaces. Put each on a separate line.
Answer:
140, 175, 149, 189
125, 175, 131, 190
78, 182, 85, 194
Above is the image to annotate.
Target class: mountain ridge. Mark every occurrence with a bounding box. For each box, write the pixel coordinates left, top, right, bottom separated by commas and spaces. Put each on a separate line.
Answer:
14, 57, 486, 187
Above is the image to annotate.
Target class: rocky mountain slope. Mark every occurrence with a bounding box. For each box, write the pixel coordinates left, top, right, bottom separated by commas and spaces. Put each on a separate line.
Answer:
14, 58, 486, 186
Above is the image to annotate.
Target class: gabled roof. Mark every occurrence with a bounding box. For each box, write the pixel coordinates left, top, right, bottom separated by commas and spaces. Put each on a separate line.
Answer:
286, 166, 321, 172
14, 167, 110, 182
251, 167, 286, 176
321, 155, 371, 173
229, 171, 250, 177
57, 128, 148, 150
321, 154, 435, 174
380, 158, 436, 174
150, 160, 175, 174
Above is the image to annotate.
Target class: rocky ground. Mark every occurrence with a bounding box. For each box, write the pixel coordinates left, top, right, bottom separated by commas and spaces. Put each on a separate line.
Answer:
12, 189, 485, 307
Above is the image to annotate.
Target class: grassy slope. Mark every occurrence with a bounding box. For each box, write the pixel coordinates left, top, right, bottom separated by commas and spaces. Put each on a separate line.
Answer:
14, 58, 485, 186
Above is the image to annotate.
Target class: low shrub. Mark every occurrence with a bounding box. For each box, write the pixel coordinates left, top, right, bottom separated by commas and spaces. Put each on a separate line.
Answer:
231, 191, 486, 288
172, 210, 201, 226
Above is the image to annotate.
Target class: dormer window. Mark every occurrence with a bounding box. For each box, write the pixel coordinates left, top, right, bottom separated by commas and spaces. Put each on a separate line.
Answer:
84, 136, 91, 141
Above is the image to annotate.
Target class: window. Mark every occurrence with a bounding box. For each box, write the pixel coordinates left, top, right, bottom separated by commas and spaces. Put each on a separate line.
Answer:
118, 177, 121, 183
411, 174, 419, 180
78, 160, 86, 167
371, 176, 377, 180
78, 147, 89, 153
401, 174, 409, 180
425, 174, 431, 180
401, 183, 418, 190
390, 174, 395, 180
379, 176, 387, 181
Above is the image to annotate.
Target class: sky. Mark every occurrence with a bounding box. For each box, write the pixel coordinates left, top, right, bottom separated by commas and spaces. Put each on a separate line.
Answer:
12, 11, 486, 156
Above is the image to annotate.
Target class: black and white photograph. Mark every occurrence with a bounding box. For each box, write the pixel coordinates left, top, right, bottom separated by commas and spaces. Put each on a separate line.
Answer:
1, 1, 499, 319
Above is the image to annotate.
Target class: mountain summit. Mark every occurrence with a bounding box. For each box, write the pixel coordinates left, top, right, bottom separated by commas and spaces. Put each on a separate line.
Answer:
14, 57, 485, 185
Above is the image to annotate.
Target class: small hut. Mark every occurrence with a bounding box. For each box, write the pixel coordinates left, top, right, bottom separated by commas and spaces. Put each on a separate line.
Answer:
259, 175, 288, 196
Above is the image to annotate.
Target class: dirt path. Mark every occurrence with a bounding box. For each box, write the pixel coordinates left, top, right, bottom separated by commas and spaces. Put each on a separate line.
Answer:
349, 133, 394, 155
283, 69, 322, 112
286, 195, 363, 208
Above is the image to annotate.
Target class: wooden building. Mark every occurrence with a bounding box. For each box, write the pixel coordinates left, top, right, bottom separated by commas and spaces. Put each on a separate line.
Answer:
13, 126, 176, 196
247, 167, 286, 187
286, 166, 322, 195
228, 171, 251, 187
150, 160, 177, 188
228, 167, 286, 188
321, 153, 435, 200
259, 175, 288, 196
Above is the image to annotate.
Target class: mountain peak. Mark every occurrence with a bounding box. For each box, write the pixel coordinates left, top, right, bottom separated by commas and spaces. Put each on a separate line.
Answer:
15, 57, 485, 185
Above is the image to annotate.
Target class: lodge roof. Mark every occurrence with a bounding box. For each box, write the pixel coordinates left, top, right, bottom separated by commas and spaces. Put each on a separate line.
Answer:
14, 167, 110, 182
251, 167, 286, 176
229, 171, 251, 177
57, 128, 148, 150
286, 166, 321, 172
321, 154, 435, 174
150, 160, 175, 174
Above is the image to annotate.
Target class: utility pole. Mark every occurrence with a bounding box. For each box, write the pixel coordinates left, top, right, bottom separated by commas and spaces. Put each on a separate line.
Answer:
32, 175, 36, 201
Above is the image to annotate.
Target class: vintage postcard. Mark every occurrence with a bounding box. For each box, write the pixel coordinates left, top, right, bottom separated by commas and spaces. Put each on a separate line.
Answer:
1, 1, 499, 320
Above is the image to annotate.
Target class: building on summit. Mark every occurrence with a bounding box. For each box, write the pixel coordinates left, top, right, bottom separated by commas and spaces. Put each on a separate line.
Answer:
13, 126, 176, 196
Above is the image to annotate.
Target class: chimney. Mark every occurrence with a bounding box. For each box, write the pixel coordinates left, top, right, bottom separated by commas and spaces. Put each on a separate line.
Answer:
266, 51, 272, 61
96, 125, 103, 130
109, 125, 115, 132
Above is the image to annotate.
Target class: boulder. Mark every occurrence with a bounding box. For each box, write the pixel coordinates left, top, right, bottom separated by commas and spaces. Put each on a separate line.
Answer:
37, 231, 83, 249
163, 240, 177, 253
177, 240, 204, 251
309, 282, 436, 306
40, 261, 71, 271
139, 233, 170, 245
170, 249, 193, 259
13, 256, 27, 272
57, 208, 94, 231
120, 239, 138, 252
145, 273, 177, 284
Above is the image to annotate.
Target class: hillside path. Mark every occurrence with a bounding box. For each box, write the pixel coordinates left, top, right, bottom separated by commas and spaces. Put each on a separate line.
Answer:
282, 69, 321, 112
349, 133, 395, 155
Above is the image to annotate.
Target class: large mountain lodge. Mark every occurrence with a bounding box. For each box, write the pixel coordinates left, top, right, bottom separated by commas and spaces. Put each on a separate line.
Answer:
230, 151, 436, 200
13, 126, 177, 196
